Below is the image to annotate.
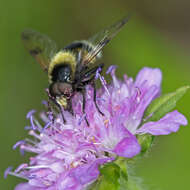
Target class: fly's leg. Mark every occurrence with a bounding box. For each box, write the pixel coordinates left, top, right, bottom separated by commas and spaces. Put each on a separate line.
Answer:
46, 88, 67, 123
81, 89, 89, 126
92, 81, 104, 116
67, 99, 74, 116
47, 97, 55, 123
58, 105, 66, 124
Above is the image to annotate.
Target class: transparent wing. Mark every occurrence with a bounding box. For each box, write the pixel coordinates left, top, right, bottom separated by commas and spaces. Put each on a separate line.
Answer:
82, 15, 130, 66
21, 29, 58, 72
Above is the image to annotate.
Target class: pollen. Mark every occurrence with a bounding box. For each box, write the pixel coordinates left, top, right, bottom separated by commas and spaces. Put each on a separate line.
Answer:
70, 161, 79, 168
42, 180, 52, 187
91, 136, 96, 143
114, 105, 120, 111
104, 119, 109, 128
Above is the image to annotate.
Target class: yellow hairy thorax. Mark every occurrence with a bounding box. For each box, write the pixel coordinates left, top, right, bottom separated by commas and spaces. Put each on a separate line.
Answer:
48, 51, 77, 83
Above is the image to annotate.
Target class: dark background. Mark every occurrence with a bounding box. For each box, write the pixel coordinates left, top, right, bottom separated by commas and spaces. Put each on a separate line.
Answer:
1, 0, 190, 189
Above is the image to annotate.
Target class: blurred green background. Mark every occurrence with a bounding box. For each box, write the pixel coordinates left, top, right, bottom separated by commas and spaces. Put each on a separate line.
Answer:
1, 0, 190, 189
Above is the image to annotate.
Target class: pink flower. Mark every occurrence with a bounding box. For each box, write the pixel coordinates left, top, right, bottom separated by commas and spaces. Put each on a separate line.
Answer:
6, 66, 187, 190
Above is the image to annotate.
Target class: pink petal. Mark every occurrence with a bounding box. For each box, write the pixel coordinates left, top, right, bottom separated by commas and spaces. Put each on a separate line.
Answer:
135, 67, 162, 88
113, 131, 141, 158
15, 183, 43, 190
56, 172, 82, 190
136, 110, 188, 135
130, 85, 160, 130
71, 158, 114, 185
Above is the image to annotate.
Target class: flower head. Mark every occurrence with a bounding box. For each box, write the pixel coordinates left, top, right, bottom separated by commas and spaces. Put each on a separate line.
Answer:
6, 66, 187, 190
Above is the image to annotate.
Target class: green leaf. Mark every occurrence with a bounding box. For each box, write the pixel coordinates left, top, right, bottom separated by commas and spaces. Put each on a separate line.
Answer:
143, 86, 190, 122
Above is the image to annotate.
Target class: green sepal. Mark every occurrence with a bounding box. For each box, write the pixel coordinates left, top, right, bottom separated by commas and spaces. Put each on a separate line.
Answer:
87, 161, 128, 190
87, 160, 147, 190
143, 86, 189, 122
98, 163, 121, 190
115, 158, 128, 190
115, 157, 128, 181
137, 134, 154, 155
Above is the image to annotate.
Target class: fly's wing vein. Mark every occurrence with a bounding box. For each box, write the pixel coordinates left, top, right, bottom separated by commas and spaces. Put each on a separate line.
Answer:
82, 15, 130, 66
22, 29, 58, 72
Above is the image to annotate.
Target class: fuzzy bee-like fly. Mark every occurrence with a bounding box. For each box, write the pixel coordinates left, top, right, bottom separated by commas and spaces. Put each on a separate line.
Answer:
22, 16, 130, 124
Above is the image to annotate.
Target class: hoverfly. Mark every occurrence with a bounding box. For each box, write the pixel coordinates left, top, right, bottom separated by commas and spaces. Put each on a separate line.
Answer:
22, 15, 130, 124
